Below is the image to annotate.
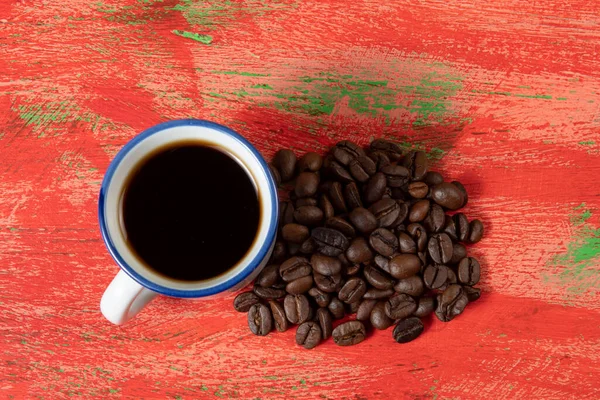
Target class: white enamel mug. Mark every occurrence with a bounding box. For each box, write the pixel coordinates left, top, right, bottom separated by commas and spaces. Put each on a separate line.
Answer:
99, 120, 278, 325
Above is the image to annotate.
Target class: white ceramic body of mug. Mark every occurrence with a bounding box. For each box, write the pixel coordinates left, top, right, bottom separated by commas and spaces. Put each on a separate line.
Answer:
99, 119, 278, 325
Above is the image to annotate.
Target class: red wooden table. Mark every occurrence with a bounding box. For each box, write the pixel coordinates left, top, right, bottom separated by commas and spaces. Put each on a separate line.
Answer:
1, 1, 599, 398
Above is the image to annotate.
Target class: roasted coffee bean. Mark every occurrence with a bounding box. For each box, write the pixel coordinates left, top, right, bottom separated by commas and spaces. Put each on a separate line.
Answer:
282, 223, 310, 244
269, 164, 282, 186
464, 286, 481, 302
296, 321, 321, 349
286, 275, 314, 294
346, 237, 374, 264
393, 317, 424, 344
423, 204, 445, 233
398, 232, 417, 254
374, 254, 392, 275
440, 268, 458, 291
295, 172, 320, 198
328, 297, 346, 319
369, 228, 399, 257
369, 198, 401, 228
284, 294, 311, 324
382, 186, 393, 199
270, 241, 287, 264
452, 181, 468, 208
423, 264, 449, 290
428, 233, 453, 264
310, 253, 342, 276
385, 294, 417, 320
388, 254, 421, 279
363, 265, 395, 290
319, 194, 335, 220
402, 150, 428, 181
357, 299, 378, 321
329, 182, 348, 213
413, 296, 436, 317
332, 321, 367, 346
364, 172, 387, 204
344, 263, 361, 276
312, 227, 350, 257
407, 223, 428, 252
349, 207, 378, 235
390, 187, 407, 201
269, 300, 289, 332
308, 287, 331, 307
338, 277, 367, 304
272, 149, 297, 182
453, 213, 470, 242
390, 201, 409, 228
393, 275, 424, 296
344, 182, 363, 209
380, 164, 410, 188
363, 288, 395, 300
253, 284, 286, 299
370, 139, 403, 159
288, 243, 300, 256
234, 292, 261, 312
332, 140, 365, 165
435, 284, 469, 322
299, 238, 316, 254
296, 197, 318, 208
458, 257, 481, 286
449, 243, 467, 264
327, 160, 354, 183
297, 152, 323, 172
325, 217, 356, 238
316, 308, 333, 339
248, 304, 273, 336
280, 201, 295, 227
443, 215, 458, 241
424, 171, 444, 186
348, 156, 376, 182
368, 150, 392, 170
408, 182, 429, 199
294, 206, 324, 226
417, 251, 427, 267
313, 272, 344, 293
431, 183, 465, 210
347, 301, 361, 314
370, 301, 394, 330
409, 200, 430, 223
256, 264, 281, 287
468, 219, 484, 243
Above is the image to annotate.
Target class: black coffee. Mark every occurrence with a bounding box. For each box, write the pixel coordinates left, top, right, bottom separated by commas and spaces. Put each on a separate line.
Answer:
122, 142, 260, 281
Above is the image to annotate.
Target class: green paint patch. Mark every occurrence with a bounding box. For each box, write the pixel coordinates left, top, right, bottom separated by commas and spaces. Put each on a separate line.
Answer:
210, 70, 271, 77
172, 30, 212, 44
264, 376, 278, 380
578, 141, 596, 146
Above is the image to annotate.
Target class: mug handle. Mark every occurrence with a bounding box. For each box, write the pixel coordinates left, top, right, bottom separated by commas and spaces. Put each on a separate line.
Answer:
101, 270, 158, 325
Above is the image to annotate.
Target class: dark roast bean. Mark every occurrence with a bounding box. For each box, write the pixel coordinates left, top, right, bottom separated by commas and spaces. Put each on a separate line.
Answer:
370, 301, 394, 330
313, 272, 344, 293
316, 308, 333, 339
296, 321, 321, 349
332, 321, 367, 346
294, 206, 324, 226
270, 241, 287, 264
408, 182, 429, 199
312, 227, 350, 257
363, 265, 395, 290
435, 284, 469, 322
368, 150, 392, 170
279, 201, 295, 227
464, 286, 481, 302
443, 215, 458, 241
344, 263, 361, 276
424, 171, 444, 186
390, 201, 409, 228
392, 317, 424, 344
311, 253, 342, 276
332, 140, 365, 165
329, 182, 348, 213
295, 172, 320, 198
369, 228, 399, 257
326, 216, 356, 238
431, 183, 465, 210
349, 207, 378, 235
390, 187, 407, 201
269, 164, 281, 186
286, 275, 314, 294
297, 152, 323, 172
413, 296, 436, 317
346, 237, 374, 264
347, 301, 361, 314
417, 251, 427, 267
348, 156, 376, 182
468, 219, 484, 243
299, 238, 316, 254
308, 287, 331, 307
272, 149, 297, 182
364, 172, 387, 204
393, 275, 424, 296
453, 213, 470, 242
439, 268, 458, 291
253, 285, 286, 299
296, 197, 318, 208
256, 264, 280, 287
288, 243, 300, 256
248, 304, 272, 336
423, 264, 449, 290
282, 223, 309, 244
370, 139, 403, 157
369, 198, 401, 228
385, 294, 417, 320
398, 232, 417, 254
269, 300, 289, 332
328, 297, 346, 319
407, 223, 428, 252
363, 288, 394, 300
382, 186, 393, 199
280, 257, 312, 282
380, 164, 410, 188
327, 160, 354, 183
423, 204, 445, 233
388, 254, 421, 279
344, 182, 363, 209
449, 243, 467, 264
458, 257, 481, 286
451, 181, 468, 208
338, 277, 367, 304
233, 292, 261, 312
428, 233, 453, 264
374, 254, 392, 275
284, 294, 311, 324
319, 194, 335, 220
409, 200, 430, 223
357, 299, 377, 321
402, 150, 428, 181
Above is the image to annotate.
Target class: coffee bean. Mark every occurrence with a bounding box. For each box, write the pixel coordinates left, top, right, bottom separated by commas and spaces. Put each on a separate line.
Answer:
417, 251, 427, 267
279, 201, 295, 227
453, 213, 470, 242
389, 254, 421, 279
296, 198, 318, 208
423, 264, 449, 290
233, 291, 261, 312
373, 255, 391, 274
402, 151, 428, 181
295, 172, 320, 198
413, 296, 436, 317
464, 286, 481, 302
428, 233, 453, 264
316, 308, 333, 339
269, 300, 289, 332
424, 171, 444, 186
253, 285, 286, 300
363, 288, 394, 300
286, 275, 314, 294
348, 156, 377, 182
332, 140, 365, 165
284, 294, 311, 324
346, 301, 361, 314
398, 232, 417, 254
328, 297, 346, 319
458, 257, 481, 286
431, 183, 465, 210
367, 300, 393, 330
329, 181, 348, 213
349, 207, 378, 235
298, 152, 323, 172
364, 172, 387, 204
392, 317, 424, 344
319, 194, 335, 220
269, 164, 282, 186
440, 268, 458, 291
390, 201, 409, 228
443, 215, 458, 241
313, 272, 344, 293
393, 275, 424, 296
327, 160, 354, 183
270, 241, 287, 264
408, 182, 429, 199
333, 321, 367, 346
407, 223, 428, 252
346, 237, 374, 264
272, 149, 297, 182
385, 294, 417, 320
308, 287, 331, 307
299, 238, 316, 254
435, 284, 469, 322
363, 265, 395, 290
325, 217, 356, 238
409, 200, 430, 223
288, 243, 300, 256
344, 263, 361, 276
468, 219, 484, 243
344, 182, 363, 209
380, 164, 410, 188
248, 304, 273, 336
451, 181, 468, 208
369, 198, 401, 228
296, 321, 321, 349
256, 264, 281, 287
354, 299, 375, 322
294, 206, 324, 226
338, 277, 367, 304
282, 223, 309, 244
449, 243, 467, 264
369, 228, 399, 257
370, 139, 403, 160
423, 204, 445, 233
368, 150, 392, 170
390, 187, 407, 201
311, 253, 342, 276
312, 227, 350, 257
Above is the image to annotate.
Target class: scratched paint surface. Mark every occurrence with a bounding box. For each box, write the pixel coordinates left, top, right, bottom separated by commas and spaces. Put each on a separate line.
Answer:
1, 0, 599, 398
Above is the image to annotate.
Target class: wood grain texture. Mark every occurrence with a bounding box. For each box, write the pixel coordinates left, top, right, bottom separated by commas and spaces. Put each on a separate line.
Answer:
1, 0, 599, 398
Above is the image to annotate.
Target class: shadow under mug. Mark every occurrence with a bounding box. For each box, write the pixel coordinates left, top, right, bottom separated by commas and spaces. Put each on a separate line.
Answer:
99, 119, 278, 325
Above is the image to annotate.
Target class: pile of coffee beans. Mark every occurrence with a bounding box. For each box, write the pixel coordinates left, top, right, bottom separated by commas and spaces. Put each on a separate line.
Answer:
233, 139, 483, 348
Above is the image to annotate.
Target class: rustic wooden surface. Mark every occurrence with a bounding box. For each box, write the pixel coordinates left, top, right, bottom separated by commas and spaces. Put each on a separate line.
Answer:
1, 0, 599, 398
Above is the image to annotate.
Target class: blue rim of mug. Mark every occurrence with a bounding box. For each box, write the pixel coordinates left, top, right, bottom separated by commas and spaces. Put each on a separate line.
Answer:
98, 119, 279, 298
